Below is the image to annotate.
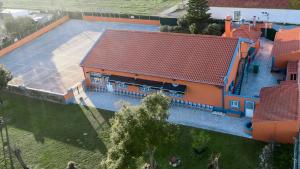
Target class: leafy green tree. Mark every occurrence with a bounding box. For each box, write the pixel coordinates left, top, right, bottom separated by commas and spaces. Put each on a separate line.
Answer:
4, 16, 37, 38
203, 23, 222, 36
289, 0, 300, 9
102, 92, 175, 169
186, 0, 211, 32
0, 64, 12, 104
0, 64, 12, 92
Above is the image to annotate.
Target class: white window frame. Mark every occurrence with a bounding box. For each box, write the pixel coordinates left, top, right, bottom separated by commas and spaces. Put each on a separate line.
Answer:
230, 100, 240, 109
234, 11, 241, 21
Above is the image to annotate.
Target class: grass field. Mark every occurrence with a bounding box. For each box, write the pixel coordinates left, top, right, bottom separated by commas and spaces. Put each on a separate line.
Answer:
0, 92, 291, 169
2, 0, 181, 15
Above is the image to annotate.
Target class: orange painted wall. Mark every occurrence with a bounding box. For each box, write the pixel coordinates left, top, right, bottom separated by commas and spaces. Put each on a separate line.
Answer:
83, 16, 160, 26
240, 42, 249, 58
0, 16, 70, 57
253, 120, 300, 143
225, 95, 259, 112
255, 40, 260, 52
83, 67, 224, 107
64, 90, 75, 100
225, 45, 241, 92
275, 52, 300, 69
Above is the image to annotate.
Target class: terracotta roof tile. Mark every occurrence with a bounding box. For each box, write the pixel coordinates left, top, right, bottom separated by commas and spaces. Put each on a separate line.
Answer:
287, 61, 298, 74
81, 30, 239, 86
253, 82, 300, 122
232, 27, 261, 42
272, 27, 300, 58
208, 0, 289, 9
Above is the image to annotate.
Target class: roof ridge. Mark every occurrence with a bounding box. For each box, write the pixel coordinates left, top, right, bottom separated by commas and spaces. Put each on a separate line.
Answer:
105, 29, 239, 40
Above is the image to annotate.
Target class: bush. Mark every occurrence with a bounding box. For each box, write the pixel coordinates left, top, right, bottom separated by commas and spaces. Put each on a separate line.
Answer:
177, 17, 189, 29
189, 23, 198, 34
203, 23, 222, 36
160, 25, 169, 32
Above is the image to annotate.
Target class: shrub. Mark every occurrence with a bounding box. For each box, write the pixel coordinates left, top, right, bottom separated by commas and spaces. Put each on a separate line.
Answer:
189, 23, 198, 34
203, 23, 222, 36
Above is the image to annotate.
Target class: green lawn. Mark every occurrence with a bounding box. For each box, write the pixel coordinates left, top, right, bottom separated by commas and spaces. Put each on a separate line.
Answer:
2, 0, 181, 15
0, 92, 285, 169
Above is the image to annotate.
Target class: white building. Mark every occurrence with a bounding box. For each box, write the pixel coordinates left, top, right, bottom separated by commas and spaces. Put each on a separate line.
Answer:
208, 0, 300, 24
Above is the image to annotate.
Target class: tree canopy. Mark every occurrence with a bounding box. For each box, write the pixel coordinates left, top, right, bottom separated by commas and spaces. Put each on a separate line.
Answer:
186, 0, 211, 32
0, 64, 12, 92
4, 16, 37, 38
102, 92, 176, 169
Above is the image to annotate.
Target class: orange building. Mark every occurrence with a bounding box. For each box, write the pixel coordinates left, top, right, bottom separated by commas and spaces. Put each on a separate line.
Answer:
81, 30, 244, 113
252, 27, 300, 143
253, 81, 299, 143
224, 16, 261, 58
272, 27, 300, 71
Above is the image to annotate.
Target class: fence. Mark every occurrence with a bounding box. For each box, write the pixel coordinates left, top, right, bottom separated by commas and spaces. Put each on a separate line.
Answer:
0, 13, 67, 50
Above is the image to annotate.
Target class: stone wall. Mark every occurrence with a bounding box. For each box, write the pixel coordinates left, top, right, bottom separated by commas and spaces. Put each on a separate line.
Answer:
7, 85, 67, 104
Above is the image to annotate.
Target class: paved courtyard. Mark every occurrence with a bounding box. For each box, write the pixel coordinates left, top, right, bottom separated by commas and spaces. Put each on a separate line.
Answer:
0, 19, 159, 94
240, 38, 283, 97
75, 91, 252, 138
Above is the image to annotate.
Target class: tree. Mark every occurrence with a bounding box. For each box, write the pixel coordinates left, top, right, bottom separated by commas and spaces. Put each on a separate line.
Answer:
4, 16, 37, 38
0, 64, 11, 112
102, 92, 175, 169
186, 0, 211, 32
203, 23, 223, 36
0, 64, 12, 92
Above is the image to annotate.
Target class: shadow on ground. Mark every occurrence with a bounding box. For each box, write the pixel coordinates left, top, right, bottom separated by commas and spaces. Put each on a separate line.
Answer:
1, 92, 114, 153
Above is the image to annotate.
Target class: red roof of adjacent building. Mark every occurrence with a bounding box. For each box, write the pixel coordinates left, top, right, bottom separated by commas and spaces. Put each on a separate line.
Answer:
253, 82, 300, 122
81, 30, 239, 86
232, 26, 261, 42
272, 27, 300, 58
208, 0, 289, 9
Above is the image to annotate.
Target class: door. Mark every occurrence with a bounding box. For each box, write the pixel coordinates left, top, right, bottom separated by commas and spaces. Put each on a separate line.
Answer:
245, 100, 255, 117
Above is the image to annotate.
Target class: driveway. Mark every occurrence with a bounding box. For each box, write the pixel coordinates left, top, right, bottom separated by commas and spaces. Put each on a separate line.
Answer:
74, 91, 252, 139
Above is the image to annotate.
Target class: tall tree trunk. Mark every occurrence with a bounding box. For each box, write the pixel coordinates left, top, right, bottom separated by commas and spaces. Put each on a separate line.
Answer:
149, 147, 156, 169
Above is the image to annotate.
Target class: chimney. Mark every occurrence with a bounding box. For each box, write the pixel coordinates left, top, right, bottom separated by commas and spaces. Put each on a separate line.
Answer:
225, 15, 232, 37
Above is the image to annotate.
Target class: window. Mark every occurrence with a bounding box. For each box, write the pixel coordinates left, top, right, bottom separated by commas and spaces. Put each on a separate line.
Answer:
230, 100, 240, 109
115, 82, 128, 89
290, 74, 297, 81
140, 85, 152, 93
234, 11, 241, 21
164, 91, 184, 98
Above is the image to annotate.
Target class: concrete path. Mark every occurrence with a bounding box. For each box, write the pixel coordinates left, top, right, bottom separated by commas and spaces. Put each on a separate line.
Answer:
240, 38, 283, 97
74, 91, 252, 139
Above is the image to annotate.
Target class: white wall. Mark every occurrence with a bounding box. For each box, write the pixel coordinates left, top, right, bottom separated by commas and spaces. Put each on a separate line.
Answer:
209, 7, 300, 24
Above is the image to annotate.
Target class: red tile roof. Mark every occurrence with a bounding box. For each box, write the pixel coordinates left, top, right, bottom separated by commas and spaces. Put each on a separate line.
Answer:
208, 0, 289, 9
253, 82, 300, 122
232, 26, 261, 42
287, 61, 298, 74
81, 30, 239, 86
272, 27, 300, 58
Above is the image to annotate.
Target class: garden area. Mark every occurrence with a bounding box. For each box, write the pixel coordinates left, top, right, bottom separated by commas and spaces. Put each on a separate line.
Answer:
1, 0, 181, 15
0, 92, 292, 169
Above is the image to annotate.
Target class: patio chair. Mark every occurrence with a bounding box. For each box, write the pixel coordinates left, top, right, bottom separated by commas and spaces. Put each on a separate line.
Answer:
209, 106, 214, 112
